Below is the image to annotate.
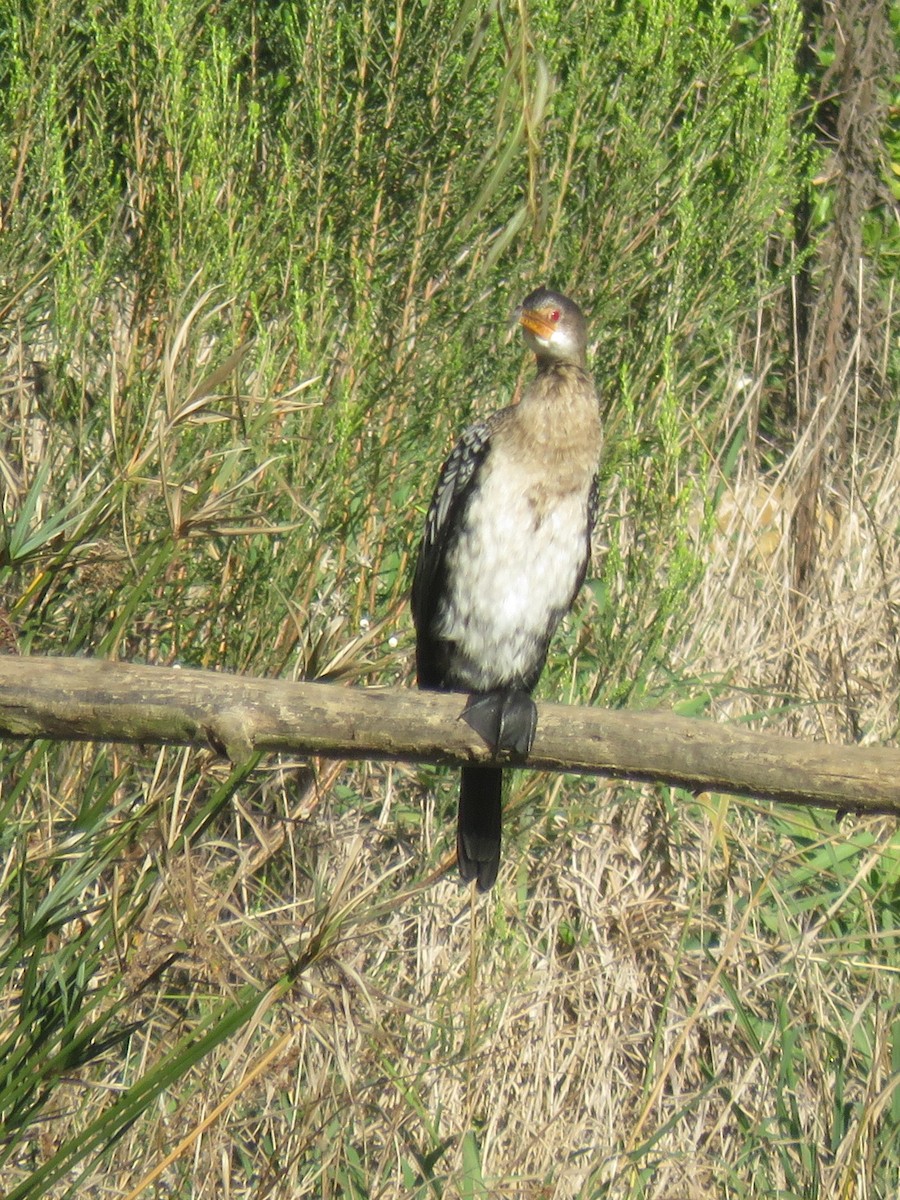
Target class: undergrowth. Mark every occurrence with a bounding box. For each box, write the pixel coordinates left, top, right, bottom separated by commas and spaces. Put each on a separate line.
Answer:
0, 0, 898, 1197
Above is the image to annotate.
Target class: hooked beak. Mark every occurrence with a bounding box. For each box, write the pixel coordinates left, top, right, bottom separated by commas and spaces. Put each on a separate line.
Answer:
518, 306, 556, 340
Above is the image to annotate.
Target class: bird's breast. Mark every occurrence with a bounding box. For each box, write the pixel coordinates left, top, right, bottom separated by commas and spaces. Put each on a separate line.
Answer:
435, 455, 592, 690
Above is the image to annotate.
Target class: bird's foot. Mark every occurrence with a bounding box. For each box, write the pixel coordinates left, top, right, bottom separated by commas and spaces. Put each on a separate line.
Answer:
461, 689, 537, 757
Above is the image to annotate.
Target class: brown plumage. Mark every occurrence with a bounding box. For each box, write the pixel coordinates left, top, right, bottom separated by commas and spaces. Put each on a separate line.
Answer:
411, 287, 602, 889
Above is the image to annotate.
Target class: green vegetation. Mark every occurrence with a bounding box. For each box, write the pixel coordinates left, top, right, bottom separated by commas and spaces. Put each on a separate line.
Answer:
1, 0, 898, 1196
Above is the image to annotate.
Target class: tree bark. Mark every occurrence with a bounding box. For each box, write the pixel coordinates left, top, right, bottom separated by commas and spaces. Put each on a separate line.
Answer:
1, 656, 898, 817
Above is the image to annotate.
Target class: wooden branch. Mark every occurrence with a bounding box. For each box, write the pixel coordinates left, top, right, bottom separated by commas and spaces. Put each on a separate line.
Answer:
0, 655, 898, 818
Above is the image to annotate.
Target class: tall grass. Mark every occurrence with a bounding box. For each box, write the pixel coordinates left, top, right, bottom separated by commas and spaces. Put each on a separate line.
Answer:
1, 0, 898, 1196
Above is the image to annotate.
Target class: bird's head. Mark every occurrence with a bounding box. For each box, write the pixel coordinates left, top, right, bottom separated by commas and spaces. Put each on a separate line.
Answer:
516, 287, 587, 367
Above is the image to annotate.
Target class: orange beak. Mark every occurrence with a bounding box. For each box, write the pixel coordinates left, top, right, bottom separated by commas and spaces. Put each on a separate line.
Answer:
519, 308, 556, 339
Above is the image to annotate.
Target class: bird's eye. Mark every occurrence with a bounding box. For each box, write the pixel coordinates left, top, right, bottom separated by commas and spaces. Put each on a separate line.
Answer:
549, 309, 561, 322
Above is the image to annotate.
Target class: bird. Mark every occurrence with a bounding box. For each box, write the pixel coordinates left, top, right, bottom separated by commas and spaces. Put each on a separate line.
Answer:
411, 286, 602, 890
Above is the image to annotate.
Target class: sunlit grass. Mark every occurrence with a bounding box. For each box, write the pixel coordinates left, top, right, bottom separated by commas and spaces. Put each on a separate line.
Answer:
1, 0, 898, 1196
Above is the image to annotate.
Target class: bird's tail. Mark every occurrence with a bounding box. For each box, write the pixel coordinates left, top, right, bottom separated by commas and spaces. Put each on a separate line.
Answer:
457, 766, 502, 891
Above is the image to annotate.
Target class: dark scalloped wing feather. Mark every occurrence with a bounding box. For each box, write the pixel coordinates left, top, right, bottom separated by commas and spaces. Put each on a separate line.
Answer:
410, 419, 493, 648
570, 471, 600, 597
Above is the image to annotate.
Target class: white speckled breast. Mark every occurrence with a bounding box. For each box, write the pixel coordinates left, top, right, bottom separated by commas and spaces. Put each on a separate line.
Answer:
436, 453, 590, 690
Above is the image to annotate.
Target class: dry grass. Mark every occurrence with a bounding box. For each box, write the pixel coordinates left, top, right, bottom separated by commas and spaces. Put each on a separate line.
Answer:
2, 3, 897, 1193
696, 387, 900, 746
12, 339, 897, 1200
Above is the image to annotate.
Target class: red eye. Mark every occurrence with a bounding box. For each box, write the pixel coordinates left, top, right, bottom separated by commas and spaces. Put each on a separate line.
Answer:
549, 309, 561, 322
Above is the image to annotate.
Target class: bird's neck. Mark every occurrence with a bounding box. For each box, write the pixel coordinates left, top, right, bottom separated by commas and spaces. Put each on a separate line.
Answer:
509, 360, 602, 476
534, 351, 586, 373
519, 361, 595, 419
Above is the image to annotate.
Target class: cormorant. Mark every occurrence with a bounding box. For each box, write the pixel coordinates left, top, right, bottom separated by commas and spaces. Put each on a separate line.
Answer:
411, 287, 602, 890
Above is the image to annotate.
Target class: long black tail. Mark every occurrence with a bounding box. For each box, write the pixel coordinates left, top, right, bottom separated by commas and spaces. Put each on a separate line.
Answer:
457, 766, 502, 891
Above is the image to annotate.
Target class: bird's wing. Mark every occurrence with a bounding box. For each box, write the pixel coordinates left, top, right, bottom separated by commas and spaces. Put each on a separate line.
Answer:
587, 471, 600, 540
411, 417, 493, 640
567, 471, 600, 604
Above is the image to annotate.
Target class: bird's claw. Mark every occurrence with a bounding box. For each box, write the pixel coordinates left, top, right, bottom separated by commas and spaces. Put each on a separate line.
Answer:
461, 689, 537, 757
